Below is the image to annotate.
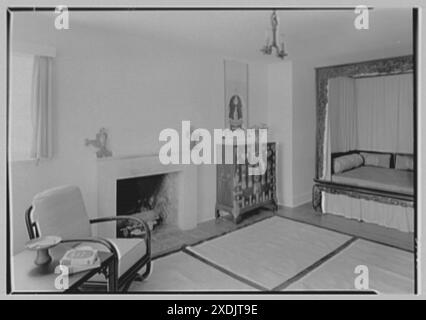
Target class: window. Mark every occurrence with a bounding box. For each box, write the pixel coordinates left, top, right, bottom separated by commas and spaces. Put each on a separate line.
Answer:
9, 53, 35, 161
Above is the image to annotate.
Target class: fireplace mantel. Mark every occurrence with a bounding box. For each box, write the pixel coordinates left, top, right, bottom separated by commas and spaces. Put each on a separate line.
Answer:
96, 153, 197, 237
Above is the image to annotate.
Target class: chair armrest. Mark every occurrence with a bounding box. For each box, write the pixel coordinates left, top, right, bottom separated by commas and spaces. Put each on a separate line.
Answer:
90, 216, 151, 255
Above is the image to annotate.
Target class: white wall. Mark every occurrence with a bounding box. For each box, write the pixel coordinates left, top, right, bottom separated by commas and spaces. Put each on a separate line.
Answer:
10, 15, 270, 253
267, 61, 293, 206
249, 62, 269, 126
291, 60, 317, 207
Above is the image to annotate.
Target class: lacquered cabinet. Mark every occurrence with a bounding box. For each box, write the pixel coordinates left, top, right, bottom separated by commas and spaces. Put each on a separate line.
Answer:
215, 142, 277, 223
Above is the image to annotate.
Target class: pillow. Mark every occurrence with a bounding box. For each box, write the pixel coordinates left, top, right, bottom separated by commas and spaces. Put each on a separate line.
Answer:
360, 152, 391, 168
333, 154, 364, 174
395, 154, 414, 171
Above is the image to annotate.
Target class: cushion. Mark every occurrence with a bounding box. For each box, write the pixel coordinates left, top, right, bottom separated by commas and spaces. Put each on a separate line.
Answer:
360, 152, 391, 168
395, 154, 414, 171
333, 154, 363, 174
32, 185, 92, 239
86, 238, 147, 281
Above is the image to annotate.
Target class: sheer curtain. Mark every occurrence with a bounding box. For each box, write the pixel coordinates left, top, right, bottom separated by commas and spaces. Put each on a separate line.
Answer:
328, 77, 357, 153
356, 73, 413, 153
30, 55, 53, 160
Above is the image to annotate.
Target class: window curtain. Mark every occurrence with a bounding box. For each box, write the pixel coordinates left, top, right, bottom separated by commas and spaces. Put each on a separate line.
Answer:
328, 77, 357, 153
356, 73, 413, 153
30, 55, 52, 160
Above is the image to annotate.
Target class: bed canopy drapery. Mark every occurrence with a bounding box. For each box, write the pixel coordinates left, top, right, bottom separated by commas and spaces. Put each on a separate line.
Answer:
315, 55, 414, 180
328, 73, 413, 155
328, 76, 358, 154
312, 55, 415, 232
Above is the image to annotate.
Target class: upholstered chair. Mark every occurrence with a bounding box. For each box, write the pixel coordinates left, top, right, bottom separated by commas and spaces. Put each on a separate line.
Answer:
25, 185, 151, 292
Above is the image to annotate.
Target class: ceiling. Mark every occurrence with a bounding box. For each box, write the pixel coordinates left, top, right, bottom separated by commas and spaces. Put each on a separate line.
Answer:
30, 8, 413, 62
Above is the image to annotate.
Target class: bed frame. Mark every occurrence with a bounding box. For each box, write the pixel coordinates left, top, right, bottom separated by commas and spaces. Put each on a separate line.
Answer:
312, 55, 415, 213
312, 150, 414, 211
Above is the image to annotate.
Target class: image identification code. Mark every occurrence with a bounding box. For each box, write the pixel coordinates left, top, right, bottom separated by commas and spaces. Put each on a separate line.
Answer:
167, 304, 258, 317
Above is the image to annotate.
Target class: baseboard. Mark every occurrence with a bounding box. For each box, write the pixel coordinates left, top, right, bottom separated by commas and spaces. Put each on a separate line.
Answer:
292, 191, 312, 207
209, 191, 312, 218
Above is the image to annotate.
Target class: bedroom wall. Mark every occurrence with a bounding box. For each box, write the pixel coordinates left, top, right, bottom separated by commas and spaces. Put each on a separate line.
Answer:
291, 60, 317, 207
267, 62, 293, 206
10, 14, 270, 253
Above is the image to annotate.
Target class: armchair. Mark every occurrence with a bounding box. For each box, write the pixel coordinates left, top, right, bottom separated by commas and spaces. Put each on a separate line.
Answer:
25, 185, 151, 292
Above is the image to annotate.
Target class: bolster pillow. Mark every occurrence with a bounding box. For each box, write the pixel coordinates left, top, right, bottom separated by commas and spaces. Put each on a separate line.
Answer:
395, 154, 414, 171
333, 154, 364, 174
360, 152, 391, 168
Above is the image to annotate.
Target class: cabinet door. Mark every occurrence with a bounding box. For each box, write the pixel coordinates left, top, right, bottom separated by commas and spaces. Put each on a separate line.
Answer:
267, 143, 276, 198
217, 164, 234, 207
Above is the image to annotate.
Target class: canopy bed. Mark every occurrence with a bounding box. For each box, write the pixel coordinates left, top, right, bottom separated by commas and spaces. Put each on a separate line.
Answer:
312, 55, 415, 233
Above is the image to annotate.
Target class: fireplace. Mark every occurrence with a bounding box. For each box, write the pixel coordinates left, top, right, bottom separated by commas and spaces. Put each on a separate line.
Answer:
97, 154, 198, 238
116, 173, 178, 237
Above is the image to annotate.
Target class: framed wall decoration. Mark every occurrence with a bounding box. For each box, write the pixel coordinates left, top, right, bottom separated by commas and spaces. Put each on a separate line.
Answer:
224, 60, 248, 130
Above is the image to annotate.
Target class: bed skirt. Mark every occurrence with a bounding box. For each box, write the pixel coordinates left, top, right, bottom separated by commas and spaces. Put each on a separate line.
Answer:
322, 192, 414, 233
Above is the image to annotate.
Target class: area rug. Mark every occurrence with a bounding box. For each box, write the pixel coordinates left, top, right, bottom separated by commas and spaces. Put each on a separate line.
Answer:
129, 251, 255, 292
185, 216, 351, 290
286, 239, 415, 294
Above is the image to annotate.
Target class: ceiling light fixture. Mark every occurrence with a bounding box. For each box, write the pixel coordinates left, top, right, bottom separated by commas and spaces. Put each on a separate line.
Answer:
261, 10, 288, 59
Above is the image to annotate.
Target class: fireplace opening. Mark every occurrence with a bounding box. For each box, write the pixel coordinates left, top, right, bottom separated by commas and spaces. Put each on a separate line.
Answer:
116, 173, 176, 238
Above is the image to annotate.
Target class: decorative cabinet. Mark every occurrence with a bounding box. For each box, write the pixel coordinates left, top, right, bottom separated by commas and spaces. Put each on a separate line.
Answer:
215, 142, 278, 223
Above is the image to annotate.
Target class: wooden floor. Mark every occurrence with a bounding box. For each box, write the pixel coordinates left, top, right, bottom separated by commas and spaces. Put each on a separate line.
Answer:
151, 202, 414, 258
151, 209, 275, 258
276, 203, 414, 252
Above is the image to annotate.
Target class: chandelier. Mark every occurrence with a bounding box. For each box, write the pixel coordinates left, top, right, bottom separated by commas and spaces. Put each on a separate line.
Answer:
261, 10, 288, 59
